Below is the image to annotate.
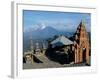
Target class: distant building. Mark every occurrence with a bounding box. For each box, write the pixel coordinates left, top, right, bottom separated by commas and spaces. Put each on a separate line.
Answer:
35, 42, 41, 54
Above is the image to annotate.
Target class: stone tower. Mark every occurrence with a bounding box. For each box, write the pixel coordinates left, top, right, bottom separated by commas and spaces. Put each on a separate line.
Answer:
74, 21, 90, 64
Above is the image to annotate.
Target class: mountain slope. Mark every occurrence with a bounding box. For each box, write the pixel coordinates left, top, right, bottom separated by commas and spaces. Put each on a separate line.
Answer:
24, 26, 74, 39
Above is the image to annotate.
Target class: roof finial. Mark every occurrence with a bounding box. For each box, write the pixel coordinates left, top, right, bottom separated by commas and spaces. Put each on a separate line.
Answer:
81, 19, 85, 24
80, 19, 85, 26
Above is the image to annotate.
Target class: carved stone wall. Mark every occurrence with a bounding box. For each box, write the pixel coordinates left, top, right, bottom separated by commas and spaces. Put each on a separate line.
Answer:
74, 21, 90, 64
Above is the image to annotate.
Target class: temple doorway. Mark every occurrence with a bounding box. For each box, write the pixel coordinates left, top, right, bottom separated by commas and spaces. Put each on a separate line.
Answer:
82, 48, 86, 63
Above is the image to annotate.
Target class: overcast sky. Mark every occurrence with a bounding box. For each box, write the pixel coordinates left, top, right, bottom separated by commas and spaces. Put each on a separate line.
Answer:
23, 10, 91, 32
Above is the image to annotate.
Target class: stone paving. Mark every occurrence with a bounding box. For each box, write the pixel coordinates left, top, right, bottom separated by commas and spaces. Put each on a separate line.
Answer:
23, 54, 89, 69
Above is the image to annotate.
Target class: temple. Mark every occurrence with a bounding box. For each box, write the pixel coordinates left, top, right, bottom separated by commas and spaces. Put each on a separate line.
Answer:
73, 21, 90, 64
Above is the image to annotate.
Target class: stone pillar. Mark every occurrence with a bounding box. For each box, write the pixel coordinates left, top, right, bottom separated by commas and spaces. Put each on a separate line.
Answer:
79, 48, 83, 63
75, 49, 77, 63
86, 46, 90, 64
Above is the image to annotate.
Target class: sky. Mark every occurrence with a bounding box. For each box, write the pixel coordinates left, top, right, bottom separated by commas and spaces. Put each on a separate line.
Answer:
23, 10, 91, 32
